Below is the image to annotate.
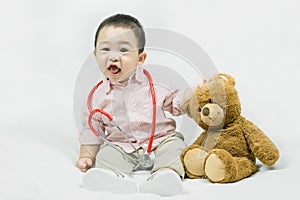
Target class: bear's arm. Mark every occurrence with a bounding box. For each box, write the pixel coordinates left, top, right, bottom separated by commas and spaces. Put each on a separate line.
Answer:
243, 119, 279, 166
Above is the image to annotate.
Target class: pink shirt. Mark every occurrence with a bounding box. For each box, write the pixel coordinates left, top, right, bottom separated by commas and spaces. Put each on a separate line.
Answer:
79, 66, 186, 153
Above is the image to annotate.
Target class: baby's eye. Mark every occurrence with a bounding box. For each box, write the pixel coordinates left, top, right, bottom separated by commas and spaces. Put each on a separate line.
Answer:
120, 48, 129, 53
209, 99, 214, 104
198, 107, 201, 112
101, 48, 110, 51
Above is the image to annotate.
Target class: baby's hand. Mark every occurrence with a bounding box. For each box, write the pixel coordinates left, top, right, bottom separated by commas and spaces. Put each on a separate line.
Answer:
76, 157, 94, 172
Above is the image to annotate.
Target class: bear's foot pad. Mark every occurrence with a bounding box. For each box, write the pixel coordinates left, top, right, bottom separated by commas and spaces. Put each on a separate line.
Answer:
184, 148, 207, 176
205, 153, 226, 182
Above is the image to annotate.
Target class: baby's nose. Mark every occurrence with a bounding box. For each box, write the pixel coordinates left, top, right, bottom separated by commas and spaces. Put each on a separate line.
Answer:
108, 51, 121, 61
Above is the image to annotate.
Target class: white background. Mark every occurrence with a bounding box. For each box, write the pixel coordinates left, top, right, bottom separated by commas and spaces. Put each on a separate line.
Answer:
0, 0, 299, 199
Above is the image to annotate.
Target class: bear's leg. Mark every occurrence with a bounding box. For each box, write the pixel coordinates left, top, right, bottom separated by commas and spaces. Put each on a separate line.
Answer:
204, 149, 256, 183
181, 146, 208, 179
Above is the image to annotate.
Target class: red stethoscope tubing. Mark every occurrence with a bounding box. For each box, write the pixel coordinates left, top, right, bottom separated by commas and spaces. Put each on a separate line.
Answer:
143, 69, 156, 153
87, 69, 156, 154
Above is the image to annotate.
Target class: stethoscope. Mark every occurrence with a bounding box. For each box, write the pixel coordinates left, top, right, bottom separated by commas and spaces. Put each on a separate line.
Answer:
87, 69, 156, 169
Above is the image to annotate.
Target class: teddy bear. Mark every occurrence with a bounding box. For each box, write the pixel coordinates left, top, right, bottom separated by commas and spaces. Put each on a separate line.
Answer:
181, 73, 279, 183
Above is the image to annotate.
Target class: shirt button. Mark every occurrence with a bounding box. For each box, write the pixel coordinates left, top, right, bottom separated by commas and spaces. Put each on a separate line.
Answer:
139, 121, 143, 126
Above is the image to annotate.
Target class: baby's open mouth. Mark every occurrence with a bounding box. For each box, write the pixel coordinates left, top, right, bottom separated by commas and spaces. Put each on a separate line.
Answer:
108, 65, 121, 75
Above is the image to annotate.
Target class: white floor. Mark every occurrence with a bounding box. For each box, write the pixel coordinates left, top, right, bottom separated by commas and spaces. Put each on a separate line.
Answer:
0, 122, 297, 200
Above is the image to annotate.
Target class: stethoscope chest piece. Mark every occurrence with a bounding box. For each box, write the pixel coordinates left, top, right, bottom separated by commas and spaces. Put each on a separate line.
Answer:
139, 152, 155, 169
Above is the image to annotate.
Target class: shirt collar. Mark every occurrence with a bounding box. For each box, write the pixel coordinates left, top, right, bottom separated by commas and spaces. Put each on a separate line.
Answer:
103, 66, 145, 94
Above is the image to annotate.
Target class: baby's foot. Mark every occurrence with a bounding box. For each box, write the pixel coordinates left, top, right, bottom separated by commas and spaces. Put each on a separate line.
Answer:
81, 168, 137, 194
139, 169, 183, 196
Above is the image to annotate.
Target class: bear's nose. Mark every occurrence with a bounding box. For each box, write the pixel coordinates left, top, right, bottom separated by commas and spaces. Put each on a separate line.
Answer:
202, 107, 210, 116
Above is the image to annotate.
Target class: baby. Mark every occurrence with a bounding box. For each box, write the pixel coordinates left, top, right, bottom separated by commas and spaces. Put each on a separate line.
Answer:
76, 13, 189, 196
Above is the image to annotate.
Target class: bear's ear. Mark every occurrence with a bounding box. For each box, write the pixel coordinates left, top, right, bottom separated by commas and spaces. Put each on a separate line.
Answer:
216, 73, 236, 86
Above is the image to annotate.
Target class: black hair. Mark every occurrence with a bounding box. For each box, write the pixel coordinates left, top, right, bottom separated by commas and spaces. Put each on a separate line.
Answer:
94, 13, 145, 54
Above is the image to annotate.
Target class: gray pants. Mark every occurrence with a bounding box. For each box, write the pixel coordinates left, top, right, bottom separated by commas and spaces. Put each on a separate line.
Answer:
95, 133, 186, 177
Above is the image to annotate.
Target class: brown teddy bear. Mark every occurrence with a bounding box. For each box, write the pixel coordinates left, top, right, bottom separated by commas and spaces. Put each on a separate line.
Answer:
181, 73, 279, 183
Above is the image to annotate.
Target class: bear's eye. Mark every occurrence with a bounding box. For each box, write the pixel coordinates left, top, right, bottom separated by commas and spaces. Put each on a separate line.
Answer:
198, 107, 201, 112
209, 99, 214, 104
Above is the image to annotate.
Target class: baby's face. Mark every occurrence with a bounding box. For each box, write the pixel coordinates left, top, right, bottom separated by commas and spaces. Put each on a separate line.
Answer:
94, 26, 146, 83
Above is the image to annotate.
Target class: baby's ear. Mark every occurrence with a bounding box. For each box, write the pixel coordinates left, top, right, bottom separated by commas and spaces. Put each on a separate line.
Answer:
138, 52, 147, 65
